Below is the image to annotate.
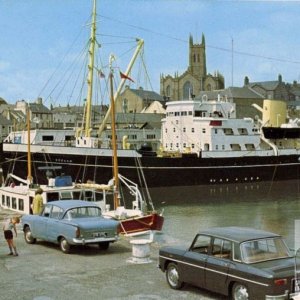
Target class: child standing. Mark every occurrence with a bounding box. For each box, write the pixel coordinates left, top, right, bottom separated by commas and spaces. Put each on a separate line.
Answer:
3, 216, 20, 256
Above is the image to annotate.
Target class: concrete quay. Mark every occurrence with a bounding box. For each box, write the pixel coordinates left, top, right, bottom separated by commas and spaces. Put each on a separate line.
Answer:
0, 209, 223, 300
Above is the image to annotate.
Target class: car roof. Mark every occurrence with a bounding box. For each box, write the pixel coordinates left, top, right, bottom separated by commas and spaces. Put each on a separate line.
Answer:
46, 200, 98, 210
198, 226, 281, 243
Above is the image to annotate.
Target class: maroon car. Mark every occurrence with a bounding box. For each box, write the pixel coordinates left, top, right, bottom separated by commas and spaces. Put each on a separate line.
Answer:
159, 227, 300, 299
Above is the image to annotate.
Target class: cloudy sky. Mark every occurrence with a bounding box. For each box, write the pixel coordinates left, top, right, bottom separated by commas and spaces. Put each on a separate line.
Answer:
0, 0, 300, 107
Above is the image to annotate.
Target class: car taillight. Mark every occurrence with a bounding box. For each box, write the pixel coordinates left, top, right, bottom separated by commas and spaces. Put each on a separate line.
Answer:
117, 223, 122, 234
274, 278, 287, 286
75, 227, 81, 238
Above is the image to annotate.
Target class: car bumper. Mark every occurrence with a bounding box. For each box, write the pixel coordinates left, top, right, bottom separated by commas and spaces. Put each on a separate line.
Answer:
266, 290, 300, 300
72, 236, 119, 245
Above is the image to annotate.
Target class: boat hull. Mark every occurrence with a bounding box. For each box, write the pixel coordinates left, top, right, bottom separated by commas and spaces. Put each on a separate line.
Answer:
119, 213, 164, 235
1, 143, 300, 187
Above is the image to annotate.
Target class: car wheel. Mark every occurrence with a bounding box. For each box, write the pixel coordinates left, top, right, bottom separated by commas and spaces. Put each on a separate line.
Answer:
59, 237, 71, 254
166, 262, 184, 290
98, 242, 109, 250
24, 226, 36, 244
232, 282, 249, 300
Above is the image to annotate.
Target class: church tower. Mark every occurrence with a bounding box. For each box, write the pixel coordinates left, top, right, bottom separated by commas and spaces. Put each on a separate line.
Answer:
160, 34, 224, 101
188, 34, 206, 78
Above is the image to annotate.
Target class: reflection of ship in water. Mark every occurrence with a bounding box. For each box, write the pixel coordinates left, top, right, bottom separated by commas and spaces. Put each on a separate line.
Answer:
149, 180, 300, 205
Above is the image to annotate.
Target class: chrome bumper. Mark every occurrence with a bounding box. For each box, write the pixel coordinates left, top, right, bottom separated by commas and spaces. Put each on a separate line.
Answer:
266, 290, 300, 300
72, 235, 119, 245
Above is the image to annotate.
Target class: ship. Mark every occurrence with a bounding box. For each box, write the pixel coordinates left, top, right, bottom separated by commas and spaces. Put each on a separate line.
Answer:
2, 94, 300, 187
1, 0, 300, 188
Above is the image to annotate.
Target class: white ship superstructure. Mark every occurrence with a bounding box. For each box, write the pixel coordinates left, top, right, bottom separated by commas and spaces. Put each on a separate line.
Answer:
161, 97, 264, 158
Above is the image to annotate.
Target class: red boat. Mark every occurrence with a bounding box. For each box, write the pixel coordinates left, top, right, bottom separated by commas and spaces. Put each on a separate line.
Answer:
119, 212, 164, 235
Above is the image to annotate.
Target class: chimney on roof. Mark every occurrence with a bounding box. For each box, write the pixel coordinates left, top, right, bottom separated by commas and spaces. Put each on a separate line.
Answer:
36, 97, 43, 105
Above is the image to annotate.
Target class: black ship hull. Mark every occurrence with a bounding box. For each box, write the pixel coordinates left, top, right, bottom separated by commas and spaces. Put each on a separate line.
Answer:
1, 144, 300, 187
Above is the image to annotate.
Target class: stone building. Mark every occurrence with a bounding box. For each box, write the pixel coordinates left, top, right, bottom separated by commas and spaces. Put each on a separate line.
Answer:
115, 86, 165, 114
160, 34, 224, 101
244, 74, 295, 102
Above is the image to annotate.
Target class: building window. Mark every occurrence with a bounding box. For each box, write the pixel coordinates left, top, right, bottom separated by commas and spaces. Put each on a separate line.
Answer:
12, 197, 17, 209
147, 134, 155, 139
166, 85, 171, 97
18, 199, 24, 211
192, 128, 195, 133
202, 128, 206, 133
42, 136, 54, 141
122, 98, 128, 113
173, 128, 176, 132
183, 128, 186, 132
183, 81, 193, 99
6, 196, 10, 207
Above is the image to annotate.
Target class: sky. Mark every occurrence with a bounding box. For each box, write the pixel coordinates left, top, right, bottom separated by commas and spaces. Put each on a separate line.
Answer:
1, 0, 300, 107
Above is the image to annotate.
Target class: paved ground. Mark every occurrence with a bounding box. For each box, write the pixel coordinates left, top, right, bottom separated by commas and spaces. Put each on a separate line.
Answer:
0, 209, 225, 300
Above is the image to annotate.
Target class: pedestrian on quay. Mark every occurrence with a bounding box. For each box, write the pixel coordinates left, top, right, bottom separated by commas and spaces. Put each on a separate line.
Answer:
32, 188, 43, 214
3, 216, 20, 256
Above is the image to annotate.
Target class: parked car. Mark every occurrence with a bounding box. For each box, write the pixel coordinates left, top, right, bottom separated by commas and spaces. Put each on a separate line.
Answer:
22, 200, 120, 253
159, 227, 300, 300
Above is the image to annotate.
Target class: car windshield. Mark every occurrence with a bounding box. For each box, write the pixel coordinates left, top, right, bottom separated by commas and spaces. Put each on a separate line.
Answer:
240, 237, 292, 263
65, 206, 102, 219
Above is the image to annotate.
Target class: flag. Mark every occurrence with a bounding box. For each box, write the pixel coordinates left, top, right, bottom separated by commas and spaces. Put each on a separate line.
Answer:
120, 71, 134, 82
98, 70, 105, 78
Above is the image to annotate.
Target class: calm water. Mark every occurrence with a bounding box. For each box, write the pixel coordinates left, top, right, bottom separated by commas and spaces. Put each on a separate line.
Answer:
149, 180, 300, 248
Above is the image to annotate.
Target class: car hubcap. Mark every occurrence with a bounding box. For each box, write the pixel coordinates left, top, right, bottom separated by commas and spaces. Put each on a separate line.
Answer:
26, 231, 32, 241
234, 285, 249, 300
168, 267, 179, 287
61, 239, 68, 251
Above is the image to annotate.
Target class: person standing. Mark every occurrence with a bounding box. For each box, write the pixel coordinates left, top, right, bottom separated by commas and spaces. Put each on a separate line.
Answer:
3, 216, 20, 256
32, 188, 43, 214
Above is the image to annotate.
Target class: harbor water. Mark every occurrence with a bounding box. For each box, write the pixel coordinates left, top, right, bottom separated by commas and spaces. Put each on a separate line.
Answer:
1, 179, 300, 299
149, 179, 300, 249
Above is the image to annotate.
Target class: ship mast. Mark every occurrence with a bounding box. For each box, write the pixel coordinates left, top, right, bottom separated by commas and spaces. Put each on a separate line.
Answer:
27, 104, 33, 185
84, 0, 97, 137
109, 55, 120, 209
98, 39, 144, 136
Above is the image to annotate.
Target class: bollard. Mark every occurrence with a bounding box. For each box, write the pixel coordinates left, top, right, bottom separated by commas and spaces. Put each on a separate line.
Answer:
127, 239, 152, 264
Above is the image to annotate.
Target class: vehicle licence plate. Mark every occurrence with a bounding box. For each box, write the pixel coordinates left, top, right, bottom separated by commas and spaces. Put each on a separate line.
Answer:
93, 232, 107, 238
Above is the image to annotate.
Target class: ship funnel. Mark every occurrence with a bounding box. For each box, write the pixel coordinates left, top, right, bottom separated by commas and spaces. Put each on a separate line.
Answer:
262, 99, 286, 127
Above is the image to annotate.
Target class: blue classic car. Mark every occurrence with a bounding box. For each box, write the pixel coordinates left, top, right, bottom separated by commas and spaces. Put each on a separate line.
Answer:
22, 200, 120, 253
159, 227, 300, 300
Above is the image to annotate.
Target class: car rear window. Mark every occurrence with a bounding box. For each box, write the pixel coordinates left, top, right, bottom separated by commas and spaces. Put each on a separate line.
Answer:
241, 237, 292, 263
65, 206, 102, 219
